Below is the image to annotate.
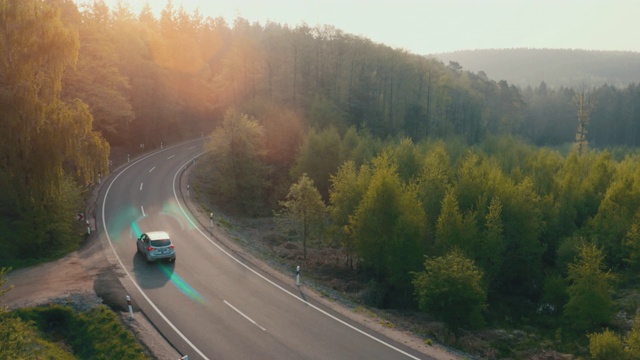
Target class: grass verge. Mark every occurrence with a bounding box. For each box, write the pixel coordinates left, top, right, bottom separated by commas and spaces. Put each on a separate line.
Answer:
4, 304, 146, 359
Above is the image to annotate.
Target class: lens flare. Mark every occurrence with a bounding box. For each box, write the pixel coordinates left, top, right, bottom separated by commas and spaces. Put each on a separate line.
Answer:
107, 206, 141, 243
161, 200, 197, 230
130, 220, 143, 239
158, 263, 205, 304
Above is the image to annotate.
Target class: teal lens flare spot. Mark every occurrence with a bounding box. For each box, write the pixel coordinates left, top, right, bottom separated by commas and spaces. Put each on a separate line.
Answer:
158, 263, 205, 304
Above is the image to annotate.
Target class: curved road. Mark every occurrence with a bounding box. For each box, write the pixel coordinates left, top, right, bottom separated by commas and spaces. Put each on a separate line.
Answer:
98, 139, 430, 360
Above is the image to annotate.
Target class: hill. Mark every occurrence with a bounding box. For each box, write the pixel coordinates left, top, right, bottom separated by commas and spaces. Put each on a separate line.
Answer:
431, 48, 640, 88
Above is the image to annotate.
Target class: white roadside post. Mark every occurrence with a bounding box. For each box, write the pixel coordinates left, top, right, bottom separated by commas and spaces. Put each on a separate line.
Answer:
209, 213, 214, 229
296, 265, 300, 287
180, 356, 188, 360
187, 184, 190, 198
86, 220, 91, 236
161, 141, 163, 149
127, 154, 130, 162
126, 295, 134, 320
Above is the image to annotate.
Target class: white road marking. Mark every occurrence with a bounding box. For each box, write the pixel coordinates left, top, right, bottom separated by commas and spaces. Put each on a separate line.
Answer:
101, 141, 209, 360
167, 155, 175, 159
188, 146, 195, 150
149, 166, 156, 172
141, 205, 146, 217
140, 183, 144, 191
224, 300, 266, 332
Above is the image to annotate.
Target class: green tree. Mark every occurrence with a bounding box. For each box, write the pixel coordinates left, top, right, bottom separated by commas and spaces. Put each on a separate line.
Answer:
206, 110, 270, 215
625, 314, 640, 359
328, 161, 371, 269
0, 267, 12, 311
292, 126, 343, 200
279, 174, 327, 260
350, 155, 427, 304
434, 187, 464, 254
413, 250, 487, 330
564, 242, 617, 331
417, 141, 451, 235
624, 210, 640, 271
476, 196, 505, 286
389, 138, 422, 183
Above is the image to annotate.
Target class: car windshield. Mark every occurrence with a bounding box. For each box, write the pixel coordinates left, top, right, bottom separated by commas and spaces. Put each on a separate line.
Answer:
150, 239, 171, 247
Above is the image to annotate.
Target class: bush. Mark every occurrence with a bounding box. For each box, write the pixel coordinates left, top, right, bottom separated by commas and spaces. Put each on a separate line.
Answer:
588, 329, 626, 360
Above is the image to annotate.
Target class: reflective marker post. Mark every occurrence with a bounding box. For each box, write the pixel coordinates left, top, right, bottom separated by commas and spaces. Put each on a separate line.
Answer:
126, 295, 133, 320
209, 213, 214, 229
296, 265, 300, 287
187, 184, 190, 198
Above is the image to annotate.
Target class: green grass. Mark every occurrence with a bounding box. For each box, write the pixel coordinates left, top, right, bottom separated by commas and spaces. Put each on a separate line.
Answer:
12, 304, 146, 360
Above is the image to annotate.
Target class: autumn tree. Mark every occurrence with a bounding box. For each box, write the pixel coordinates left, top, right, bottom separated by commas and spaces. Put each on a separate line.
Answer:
279, 174, 327, 260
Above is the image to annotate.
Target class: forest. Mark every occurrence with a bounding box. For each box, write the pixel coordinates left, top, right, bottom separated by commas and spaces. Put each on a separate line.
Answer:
2, 0, 640, 357
434, 48, 640, 89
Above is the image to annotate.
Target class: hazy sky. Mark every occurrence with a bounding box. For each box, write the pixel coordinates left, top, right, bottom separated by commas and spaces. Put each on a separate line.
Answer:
101, 0, 640, 55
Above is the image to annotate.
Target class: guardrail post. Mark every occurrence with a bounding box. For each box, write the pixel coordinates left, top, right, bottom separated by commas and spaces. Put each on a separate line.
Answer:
126, 295, 134, 320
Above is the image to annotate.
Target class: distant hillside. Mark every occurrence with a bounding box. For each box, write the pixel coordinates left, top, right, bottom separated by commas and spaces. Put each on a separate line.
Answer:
431, 49, 640, 88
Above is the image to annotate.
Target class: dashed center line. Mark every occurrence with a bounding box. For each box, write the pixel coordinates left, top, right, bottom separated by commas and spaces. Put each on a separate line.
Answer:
149, 167, 156, 172
141, 206, 146, 217
140, 183, 144, 191
224, 300, 266, 332
167, 155, 175, 159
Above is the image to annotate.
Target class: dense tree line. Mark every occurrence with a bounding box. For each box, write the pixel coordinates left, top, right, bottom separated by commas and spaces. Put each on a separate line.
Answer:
0, 0, 109, 264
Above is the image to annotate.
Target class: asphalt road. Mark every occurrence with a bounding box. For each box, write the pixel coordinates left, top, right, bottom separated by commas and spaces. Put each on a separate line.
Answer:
98, 139, 431, 360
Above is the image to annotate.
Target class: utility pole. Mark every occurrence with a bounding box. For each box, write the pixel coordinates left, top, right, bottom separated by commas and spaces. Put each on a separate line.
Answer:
574, 91, 595, 156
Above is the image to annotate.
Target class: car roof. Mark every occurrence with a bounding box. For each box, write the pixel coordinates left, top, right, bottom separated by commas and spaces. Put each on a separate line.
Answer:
145, 231, 170, 240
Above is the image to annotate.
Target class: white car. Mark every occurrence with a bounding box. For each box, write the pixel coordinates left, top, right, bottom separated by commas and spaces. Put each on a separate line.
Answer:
137, 231, 176, 263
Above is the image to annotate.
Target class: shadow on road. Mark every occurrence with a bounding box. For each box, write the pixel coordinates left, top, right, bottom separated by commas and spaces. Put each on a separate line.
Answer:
132, 252, 174, 289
